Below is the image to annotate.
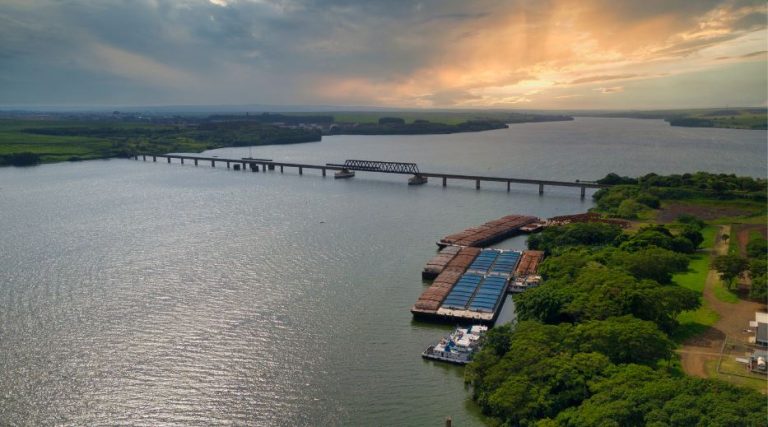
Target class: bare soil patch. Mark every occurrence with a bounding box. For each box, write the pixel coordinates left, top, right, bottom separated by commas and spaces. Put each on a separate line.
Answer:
679, 226, 768, 381
734, 224, 768, 256
657, 203, 753, 223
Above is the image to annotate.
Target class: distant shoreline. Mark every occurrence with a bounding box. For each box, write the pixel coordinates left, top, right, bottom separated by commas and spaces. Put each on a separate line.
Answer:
0, 112, 573, 167
575, 108, 767, 130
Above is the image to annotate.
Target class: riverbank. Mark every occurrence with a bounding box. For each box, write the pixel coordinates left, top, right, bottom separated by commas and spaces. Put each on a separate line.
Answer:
579, 107, 767, 130
0, 110, 573, 167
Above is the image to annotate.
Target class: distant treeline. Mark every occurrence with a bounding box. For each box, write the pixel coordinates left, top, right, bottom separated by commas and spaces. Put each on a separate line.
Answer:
3, 110, 574, 166
207, 113, 334, 124
0, 152, 41, 166
18, 122, 322, 161
330, 119, 510, 135
585, 108, 767, 130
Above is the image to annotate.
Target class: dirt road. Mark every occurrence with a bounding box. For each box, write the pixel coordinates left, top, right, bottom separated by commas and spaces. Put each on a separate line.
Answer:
678, 225, 767, 378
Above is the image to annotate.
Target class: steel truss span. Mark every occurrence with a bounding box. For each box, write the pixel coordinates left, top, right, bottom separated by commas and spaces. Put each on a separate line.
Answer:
342, 160, 420, 174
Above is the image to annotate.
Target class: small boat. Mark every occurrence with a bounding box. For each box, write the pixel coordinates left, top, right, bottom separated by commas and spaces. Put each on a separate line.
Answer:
408, 175, 428, 185
422, 325, 487, 365
334, 169, 355, 179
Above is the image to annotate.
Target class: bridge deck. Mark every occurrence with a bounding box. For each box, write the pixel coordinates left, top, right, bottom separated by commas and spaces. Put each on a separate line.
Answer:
138, 154, 607, 190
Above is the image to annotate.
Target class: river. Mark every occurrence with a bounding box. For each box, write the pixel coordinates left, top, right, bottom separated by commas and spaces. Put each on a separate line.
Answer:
0, 118, 764, 425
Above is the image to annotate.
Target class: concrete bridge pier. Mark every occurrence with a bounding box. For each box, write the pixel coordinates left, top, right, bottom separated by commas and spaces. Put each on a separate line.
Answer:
211, 160, 215, 167
194, 159, 198, 166
280, 165, 284, 173
580, 186, 586, 199
142, 155, 146, 161
226, 161, 230, 169
507, 181, 511, 192
475, 179, 480, 190
153, 156, 156, 162
539, 183, 544, 195
299, 167, 303, 175
322, 168, 326, 177
167, 157, 171, 164
181, 158, 185, 165
268, 164, 275, 171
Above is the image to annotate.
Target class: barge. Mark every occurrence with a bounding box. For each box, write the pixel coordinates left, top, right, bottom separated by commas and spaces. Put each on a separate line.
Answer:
412, 249, 523, 325
437, 214, 540, 248
422, 246, 461, 280
509, 250, 545, 293
422, 325, 488, 365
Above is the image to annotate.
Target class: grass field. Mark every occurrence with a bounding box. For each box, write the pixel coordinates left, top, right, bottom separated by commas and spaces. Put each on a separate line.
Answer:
705, 359, 768, 393
0, 118, 327, 166
672, 226, 719, 342
690, 109, 767, 130
592, 107, 767, 130
712, 279, 739, 304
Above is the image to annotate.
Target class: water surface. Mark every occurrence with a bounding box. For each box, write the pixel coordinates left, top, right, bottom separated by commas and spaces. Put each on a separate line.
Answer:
0, 118, 765, 425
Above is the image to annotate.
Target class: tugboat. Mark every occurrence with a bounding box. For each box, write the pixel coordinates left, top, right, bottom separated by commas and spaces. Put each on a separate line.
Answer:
408, 174, 428, 185
422, 325, 487, 365
334, 168, 355, 179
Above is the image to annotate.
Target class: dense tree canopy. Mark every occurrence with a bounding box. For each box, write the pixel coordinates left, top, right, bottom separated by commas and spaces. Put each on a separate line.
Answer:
552, 364, 767, 427
595, 172, 767, 203
517, 265, 699, 330
528, 223, 624, 254
467, 322, 765, 427
468, 218, 764, 426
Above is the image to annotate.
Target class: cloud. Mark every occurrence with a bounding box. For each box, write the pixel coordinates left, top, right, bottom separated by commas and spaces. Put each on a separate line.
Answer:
86, 43, 198, 88
0, 0, 765, 108
717, 50, 768, 60
569, 74, 638, 85
595, 86, 625, 94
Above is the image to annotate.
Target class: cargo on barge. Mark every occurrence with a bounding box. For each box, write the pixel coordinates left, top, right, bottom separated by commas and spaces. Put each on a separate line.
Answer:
412, 249, 522, 325
509, 250, 545, 293
437, 214, 540, 248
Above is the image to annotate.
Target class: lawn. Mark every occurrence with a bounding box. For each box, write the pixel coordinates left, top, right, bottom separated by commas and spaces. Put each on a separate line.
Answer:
672, 226, 720, 342
672, 305, 720, 343
674, 225, 716, 293
712, 279, 740, 304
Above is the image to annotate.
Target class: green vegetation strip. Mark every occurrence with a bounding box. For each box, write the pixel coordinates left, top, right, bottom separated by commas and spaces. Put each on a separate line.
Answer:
466, 212, 765, 425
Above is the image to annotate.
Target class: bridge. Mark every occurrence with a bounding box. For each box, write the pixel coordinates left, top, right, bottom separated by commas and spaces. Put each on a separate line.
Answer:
327, 159, 421, 174
133, 154, 608, 198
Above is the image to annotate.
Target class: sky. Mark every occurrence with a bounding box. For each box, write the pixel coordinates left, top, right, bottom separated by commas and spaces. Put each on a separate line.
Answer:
0, 0, 766, 109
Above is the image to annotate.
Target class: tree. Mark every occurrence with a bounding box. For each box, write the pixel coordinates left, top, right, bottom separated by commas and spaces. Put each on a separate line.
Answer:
569, 316, 674, 365
528, 223, 623, 254
749, 258, 767, 299
608, 247, 689, 283
377, 117, 405, 125
516, 265, 699, 330
616, 199, 643, 219
676, 214, 706, 230
680, 225, 704, 249
554, 366, 767, 427
711, 255, 749, 288
746, 237, 767, 260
